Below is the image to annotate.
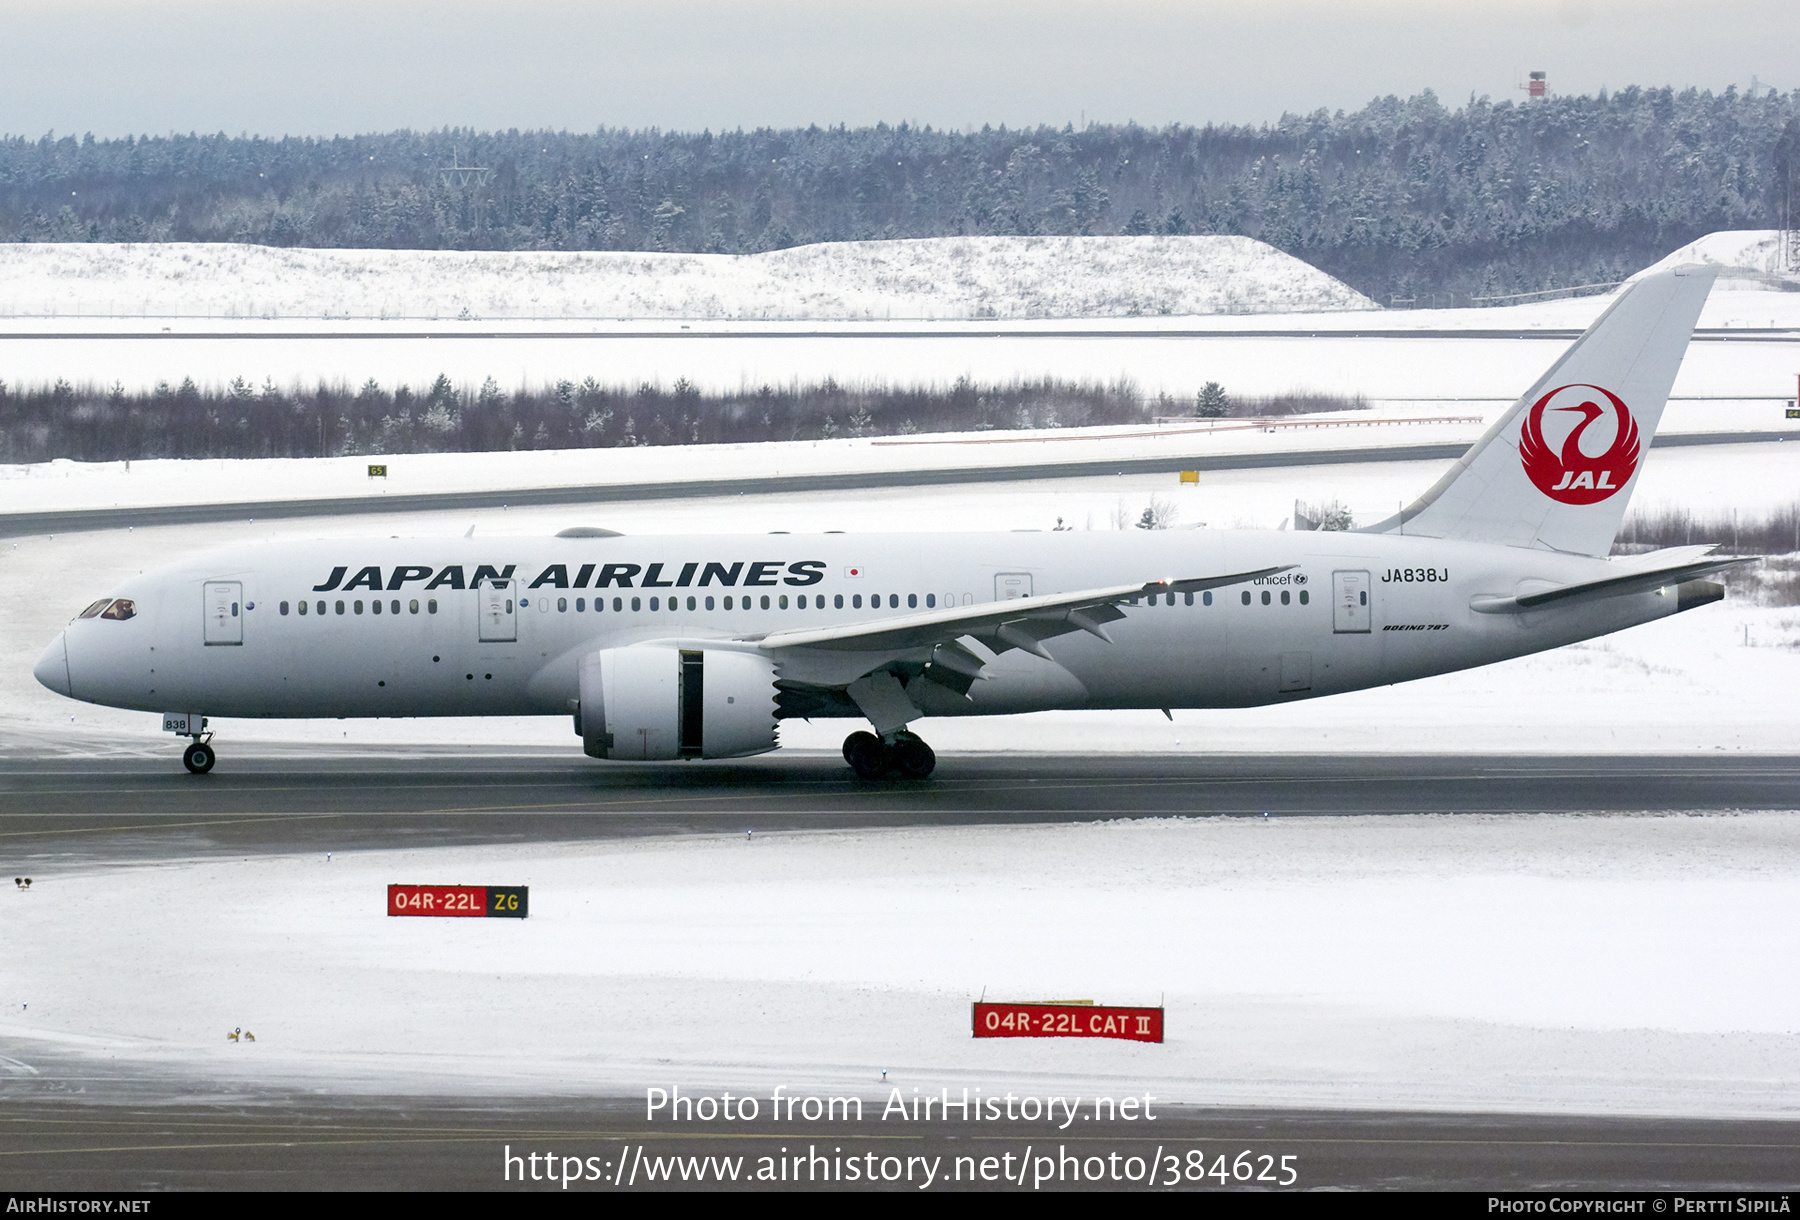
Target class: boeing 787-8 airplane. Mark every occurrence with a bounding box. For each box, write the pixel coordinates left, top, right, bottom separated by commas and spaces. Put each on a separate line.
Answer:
35, 265, 1745, 778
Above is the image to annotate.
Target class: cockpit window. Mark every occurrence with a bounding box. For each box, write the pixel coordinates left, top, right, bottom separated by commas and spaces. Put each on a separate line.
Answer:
78, 599, 113, 619
100, 599, 137, 620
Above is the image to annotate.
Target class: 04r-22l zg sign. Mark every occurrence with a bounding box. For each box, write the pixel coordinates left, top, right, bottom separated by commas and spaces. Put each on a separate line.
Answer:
387, 884, 528, 918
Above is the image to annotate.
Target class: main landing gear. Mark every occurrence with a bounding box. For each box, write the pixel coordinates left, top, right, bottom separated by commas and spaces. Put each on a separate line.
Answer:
842, 730, 936, 780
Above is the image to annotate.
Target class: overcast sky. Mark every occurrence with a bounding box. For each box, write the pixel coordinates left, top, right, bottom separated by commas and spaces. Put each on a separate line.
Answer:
2, 0, 1794, 139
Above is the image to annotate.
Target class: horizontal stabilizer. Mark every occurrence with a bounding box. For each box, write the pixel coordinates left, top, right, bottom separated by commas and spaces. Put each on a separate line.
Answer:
1470, 553, 1755, 614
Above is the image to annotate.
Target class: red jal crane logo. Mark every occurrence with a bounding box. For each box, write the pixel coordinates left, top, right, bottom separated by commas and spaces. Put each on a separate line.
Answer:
1518, 383, 1640, 505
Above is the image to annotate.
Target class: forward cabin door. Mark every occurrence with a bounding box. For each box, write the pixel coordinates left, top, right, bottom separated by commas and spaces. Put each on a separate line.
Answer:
995, 573, 1033, 602
1332, 570, 1372, 633
203, 581, 243, 645
478, 578, 517, 643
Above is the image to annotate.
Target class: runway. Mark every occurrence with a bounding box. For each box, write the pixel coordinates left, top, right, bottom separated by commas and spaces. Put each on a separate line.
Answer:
2, 1095, 1797, 1192
3, 751, 1796, 864
4, 751, 1797, 1191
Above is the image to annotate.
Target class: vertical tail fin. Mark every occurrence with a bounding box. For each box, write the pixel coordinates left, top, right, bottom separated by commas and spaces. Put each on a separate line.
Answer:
1368, 265, 1717, 556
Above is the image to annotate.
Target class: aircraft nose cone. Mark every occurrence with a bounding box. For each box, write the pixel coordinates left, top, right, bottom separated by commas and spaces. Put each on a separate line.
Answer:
34, 632, 70, 697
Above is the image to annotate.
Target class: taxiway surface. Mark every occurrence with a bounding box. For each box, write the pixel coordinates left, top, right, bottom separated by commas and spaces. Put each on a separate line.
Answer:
4, 751, 1796, 864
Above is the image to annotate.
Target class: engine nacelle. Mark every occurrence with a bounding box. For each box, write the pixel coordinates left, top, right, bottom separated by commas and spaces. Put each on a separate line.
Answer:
576, 646, 777, 760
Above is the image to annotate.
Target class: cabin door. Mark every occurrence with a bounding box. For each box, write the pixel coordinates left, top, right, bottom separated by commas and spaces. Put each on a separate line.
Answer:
203, 581, 243, 645
1332, 570, 1372, 633
478, 579, 517, 642
995, 572, 1033, 601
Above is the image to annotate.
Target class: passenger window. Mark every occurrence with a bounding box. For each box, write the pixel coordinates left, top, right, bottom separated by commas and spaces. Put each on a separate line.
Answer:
835, 594, 844, 609
280, 601, 290, 615
1261, 591, 1271, 605
1360, 591, 1367, 605
298, 599, 308, 615
705, 596, 715, 610
355, 600, 364, 614
320, 601, 328, 615
1281, 590, 1290, 605
687, 596, 697, 611
1299, 590, 1309, 605
231, 602, 239, 617
101, 599, 136, 620
760, 595, 771, 610
391, 599, 400, 614
631, 597, 641, 612
797, 595, 807, 609
612, 597, 622, 611
1240, 592, 1250, 606
505, 599, 513, 613
853, 594, 862, 609
649, 597, 659, 611
78, 599, 112, 618
889, 594, 899, 609
927, 594, 936, 609
778, 595, 788, 609
428, 599, 438, 613
1184, 592, 1193, 606
372, 600, 382, 615
558, 597, 567, 612
908, 594, 917, 608
1203, 591, 1213, 606
575, 598, 584, 611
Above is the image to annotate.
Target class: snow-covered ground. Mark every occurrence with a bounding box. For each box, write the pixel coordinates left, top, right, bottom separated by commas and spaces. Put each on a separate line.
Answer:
5, 232, 1798, 1120
0, 231, 1793, 398
4, 398, 1794, 520
0, 236, 1377, 322
0, 292, 1792, 401
5, 812, 1797, 1114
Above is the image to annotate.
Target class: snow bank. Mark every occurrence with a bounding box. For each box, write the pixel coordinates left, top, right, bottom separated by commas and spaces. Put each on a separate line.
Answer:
5, 813, 1796, 1113
0, 236, 1377, 321
1637, 229, 1800, 286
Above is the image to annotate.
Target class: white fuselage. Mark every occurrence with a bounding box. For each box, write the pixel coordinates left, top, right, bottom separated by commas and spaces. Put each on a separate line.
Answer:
39, 528, 1684, 725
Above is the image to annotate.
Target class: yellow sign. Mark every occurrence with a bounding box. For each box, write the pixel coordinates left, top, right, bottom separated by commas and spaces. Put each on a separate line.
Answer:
368, 464, 388, 478
1179, 470, 1199, 484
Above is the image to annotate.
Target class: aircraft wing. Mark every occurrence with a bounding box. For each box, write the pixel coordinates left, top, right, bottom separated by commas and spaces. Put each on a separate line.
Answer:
1469, 552, 1755, 614
753, 565, 1293, 660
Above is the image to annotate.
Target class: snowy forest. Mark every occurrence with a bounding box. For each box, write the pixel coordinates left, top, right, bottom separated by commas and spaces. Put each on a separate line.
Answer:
3, 87, 1797, 303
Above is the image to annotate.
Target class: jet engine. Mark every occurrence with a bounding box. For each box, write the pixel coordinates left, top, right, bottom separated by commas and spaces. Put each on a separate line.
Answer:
576, 646, 777, 760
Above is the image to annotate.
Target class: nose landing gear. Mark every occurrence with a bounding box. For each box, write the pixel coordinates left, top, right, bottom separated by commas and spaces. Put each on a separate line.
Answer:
182, 739, 216, 774
842, 729, 936, 780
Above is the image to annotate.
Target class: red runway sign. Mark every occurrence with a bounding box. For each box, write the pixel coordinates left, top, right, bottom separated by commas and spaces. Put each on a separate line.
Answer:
973, 1002, 1163, 1042
387, 884, 528, 918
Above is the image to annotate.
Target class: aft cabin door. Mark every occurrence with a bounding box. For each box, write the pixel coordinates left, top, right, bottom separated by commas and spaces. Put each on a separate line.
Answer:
1332, 570, 1372, 633
478, 579, 517, 642
995, 572, 1033, 601
203, 581, 243, 645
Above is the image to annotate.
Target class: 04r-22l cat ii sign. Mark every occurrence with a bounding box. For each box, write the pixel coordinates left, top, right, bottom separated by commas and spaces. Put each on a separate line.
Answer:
35, 267, 1748, 779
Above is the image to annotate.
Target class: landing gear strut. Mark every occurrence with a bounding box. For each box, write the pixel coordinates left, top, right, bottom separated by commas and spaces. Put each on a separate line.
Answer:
842, 729, 936, 780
